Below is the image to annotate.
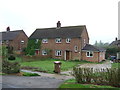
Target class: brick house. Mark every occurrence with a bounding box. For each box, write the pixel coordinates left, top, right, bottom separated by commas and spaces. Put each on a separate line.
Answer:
0, 27, 28, 53
29, 21, 105, 62
110, 38, 120, 47
82, 44, 106, 62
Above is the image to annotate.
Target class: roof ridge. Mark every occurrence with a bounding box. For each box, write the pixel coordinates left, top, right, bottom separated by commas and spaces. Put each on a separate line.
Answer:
36, 25, 86, 30
0, 30, 23, 33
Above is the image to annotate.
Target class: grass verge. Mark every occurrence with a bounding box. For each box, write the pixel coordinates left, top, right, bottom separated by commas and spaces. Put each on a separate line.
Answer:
22, 72, 40, 76
59, 79, 119, 89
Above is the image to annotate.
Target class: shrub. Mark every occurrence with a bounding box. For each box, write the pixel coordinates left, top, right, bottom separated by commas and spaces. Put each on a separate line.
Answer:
8, 55, 16, 60
22, 72, 40, 76
2, 60, 20, 74
72, 67, 120, 87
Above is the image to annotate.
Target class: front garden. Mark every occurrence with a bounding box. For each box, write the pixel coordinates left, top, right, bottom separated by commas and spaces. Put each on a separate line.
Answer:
17, 58, 94, 73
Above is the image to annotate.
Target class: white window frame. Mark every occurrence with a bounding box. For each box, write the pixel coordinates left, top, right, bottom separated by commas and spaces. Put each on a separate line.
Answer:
42, 50, 47, 55
35, 39, 39, 43
21, 40, 25, 44
66, 38, 71, 43
84, 39, 86, 44
74, 46, 78, 52
55, 50, 62, 56
55, 38, 61, 43
86, 51, 93, 57
6, 40, 9, 44
42, 39, 48, 43
0, 40, 2, 44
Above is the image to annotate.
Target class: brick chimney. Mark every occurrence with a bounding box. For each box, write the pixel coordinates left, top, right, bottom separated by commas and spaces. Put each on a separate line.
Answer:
6, 26, 10, 32
57, 21, 61, 28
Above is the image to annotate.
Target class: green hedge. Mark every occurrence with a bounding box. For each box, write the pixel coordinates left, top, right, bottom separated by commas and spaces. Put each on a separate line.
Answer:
72, 67, 120, 87
2, 60, 20, 74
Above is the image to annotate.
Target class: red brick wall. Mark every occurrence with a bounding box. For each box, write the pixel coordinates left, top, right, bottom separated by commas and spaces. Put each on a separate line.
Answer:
99, 52, 106, 62
81, 27, 89, 48
7, 32, 28, 51
40, 38, 82, 60
81, 51, 106, 62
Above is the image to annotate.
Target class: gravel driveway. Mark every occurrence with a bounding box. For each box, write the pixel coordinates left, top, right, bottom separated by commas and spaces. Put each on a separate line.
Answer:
79, 60, 112, 71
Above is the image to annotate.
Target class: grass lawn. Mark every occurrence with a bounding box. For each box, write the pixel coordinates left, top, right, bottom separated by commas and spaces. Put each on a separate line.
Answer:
112, 63, 120, 68
59, 79, 119, 89
20, 59, 88, 73
9, 57, 107, 73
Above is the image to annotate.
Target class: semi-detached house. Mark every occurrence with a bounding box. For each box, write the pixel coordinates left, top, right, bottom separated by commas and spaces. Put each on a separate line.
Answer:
29, 21, 106, 62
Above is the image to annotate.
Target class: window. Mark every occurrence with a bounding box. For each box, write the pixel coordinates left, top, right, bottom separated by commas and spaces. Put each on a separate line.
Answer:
42, 39, 48, 43
0, 41, 2, 44
55, 50, 62, 56
42, 50, 47, 55
55, 38, 61, 43
66, 38, 71, 43
35, 39, 39, 43
21, 40, 24, 44
86, 51, 93, 57
6, 40, 9, 44
84, 39, 86, 44
74, 46, 78, 52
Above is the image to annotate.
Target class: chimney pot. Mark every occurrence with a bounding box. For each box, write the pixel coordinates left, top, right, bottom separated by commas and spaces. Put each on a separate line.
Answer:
6, 27, 10, 32
57, 21, 61, 28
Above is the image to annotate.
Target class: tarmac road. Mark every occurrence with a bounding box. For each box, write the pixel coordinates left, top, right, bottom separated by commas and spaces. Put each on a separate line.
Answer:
2, 75, 65, 88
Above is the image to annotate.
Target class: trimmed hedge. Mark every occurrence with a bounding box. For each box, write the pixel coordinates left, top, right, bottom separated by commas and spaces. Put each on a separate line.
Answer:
2, 60, 20, 74
72, 67, 120, 87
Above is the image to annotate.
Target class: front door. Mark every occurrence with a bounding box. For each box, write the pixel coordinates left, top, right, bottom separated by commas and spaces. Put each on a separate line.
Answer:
35, 50, 39, 55
66, 51, 71, 60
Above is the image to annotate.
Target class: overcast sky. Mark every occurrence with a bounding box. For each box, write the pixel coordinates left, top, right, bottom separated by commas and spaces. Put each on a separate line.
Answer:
0, 0, 119, 44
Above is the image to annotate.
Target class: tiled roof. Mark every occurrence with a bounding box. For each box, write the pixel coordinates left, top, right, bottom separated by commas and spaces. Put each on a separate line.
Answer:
82, 44, 106, 52
110, 40, 120, 46
0, 30, 24, 41
29, 25, 86, 39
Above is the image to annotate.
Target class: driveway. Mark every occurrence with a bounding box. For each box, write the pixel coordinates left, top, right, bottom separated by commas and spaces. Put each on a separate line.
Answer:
79, 60, 112, 71
2, 75, 64, 88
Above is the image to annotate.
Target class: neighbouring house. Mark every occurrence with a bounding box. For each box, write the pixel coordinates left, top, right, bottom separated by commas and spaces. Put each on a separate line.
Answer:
109, 38, 120, 47
0, 27, 28, 54
29, 21, 105, 62
82, 44, 106, 62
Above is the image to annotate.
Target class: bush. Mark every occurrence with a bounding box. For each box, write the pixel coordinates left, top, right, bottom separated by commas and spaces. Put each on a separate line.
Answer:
22, 72, 40, 76
72, 67, 120, 87
2, 60, 20, 74
8, 55, 16, 60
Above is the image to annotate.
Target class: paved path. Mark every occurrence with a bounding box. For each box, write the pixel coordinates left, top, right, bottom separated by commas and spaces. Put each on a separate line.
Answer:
21, 69, 74, 80
2, 70, 74, 88
2, 75, 64, 88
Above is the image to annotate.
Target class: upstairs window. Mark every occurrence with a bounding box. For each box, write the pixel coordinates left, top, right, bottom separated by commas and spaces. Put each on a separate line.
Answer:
55, 38, 61, 43
6, 40, 9, 44
55, 50, 62, 56
66, 38, 71, 43
74, 46, 78, 52
42, 50, 47, 55
86, 51, 93, 57
42, 39, 48, 43
21, 40, 24, 44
